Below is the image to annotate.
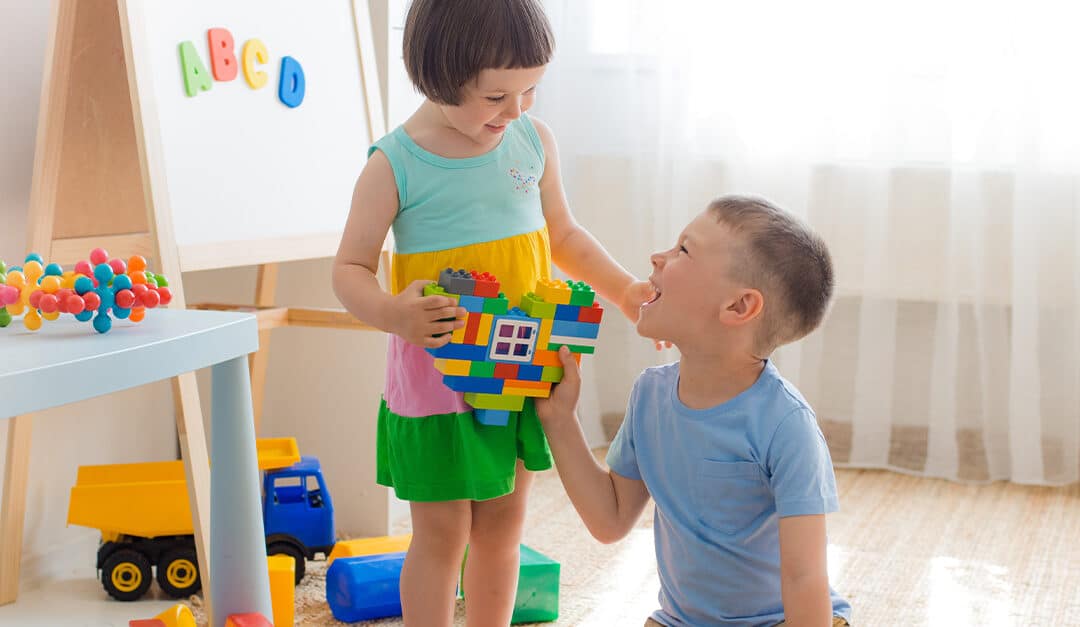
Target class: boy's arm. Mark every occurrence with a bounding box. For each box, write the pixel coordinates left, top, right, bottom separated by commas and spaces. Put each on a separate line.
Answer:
537, 348, 651, 544
778, 514, 833, 627
530, 116, 654, 322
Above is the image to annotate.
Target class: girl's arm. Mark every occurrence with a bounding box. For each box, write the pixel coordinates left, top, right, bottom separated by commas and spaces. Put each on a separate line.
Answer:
531, 117, 654, 322
332, 151, 465, 347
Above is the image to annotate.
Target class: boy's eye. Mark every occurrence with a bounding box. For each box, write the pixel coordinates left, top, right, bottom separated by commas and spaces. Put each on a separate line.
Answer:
679, 245, 688, 254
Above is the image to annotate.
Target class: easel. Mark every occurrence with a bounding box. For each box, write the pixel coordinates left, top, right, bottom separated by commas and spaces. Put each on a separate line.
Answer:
1, 0, 386, 607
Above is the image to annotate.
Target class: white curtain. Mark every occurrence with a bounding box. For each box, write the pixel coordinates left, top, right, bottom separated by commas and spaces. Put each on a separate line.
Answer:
535, 0, 1080, 484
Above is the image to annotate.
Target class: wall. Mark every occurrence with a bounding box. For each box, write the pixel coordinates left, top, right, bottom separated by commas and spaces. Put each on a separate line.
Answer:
0, 1, 397, 595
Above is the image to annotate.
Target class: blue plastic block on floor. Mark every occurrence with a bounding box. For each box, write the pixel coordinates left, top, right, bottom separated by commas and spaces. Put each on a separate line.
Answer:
326, 551, 406, 622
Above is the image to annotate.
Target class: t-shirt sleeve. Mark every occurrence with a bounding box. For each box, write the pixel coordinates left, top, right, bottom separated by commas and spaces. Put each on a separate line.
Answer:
605, 380, 642, 480
765, 408, 840, 517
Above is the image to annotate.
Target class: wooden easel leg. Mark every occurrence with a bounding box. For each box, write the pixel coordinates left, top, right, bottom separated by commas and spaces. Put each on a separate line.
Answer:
171, 372, 213, 616
0, 415, 33, 605
248, 263, 278, 434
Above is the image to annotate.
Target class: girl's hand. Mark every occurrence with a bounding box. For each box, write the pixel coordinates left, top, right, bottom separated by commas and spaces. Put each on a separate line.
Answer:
618, 280, 656, 323
386, 279, 467, 348
536, 346, 581, 426
617, 280, 672, 350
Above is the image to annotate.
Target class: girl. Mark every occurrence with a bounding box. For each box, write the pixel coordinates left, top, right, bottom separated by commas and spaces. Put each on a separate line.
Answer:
333, 1, 650, 624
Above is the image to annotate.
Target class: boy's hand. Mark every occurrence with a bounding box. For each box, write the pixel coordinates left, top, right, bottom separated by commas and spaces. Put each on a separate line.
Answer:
386, 279, 467, 348
536, 346, 581, 425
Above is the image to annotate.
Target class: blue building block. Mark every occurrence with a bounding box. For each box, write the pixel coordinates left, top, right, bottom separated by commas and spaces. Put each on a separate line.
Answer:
458, 295, 485, 313
551, 320, 600, 339
554, 304, 581, 321
326, 552, 405, 622
442, 376, 505, 394
516, 364, 544, 381
475, 409, 510, 426
427, 343, 488, 361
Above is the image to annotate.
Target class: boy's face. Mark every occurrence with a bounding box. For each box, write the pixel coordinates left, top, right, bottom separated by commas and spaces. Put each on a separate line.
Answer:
638, 211, 746, 347
441, 66, 547, 148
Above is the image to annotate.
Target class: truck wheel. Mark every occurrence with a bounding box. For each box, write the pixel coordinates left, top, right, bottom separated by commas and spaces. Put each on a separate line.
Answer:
157, 547, 202, 597
267, 541, 305, 584
101, 549, 152, 601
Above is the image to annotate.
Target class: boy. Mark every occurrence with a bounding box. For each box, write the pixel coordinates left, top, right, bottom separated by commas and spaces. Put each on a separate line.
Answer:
536, 195, 852, 626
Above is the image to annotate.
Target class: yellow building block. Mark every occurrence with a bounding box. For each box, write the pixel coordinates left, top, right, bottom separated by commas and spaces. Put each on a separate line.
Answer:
475, 313, 494, 345
328, 533, 413, 566
434, 358, 472, 376
537, 318, 553, 348
268, 554, 296, 627
536, 279, 572, 305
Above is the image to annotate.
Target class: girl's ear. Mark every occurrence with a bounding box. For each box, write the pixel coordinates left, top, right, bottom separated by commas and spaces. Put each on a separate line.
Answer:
721, 288, 764, 326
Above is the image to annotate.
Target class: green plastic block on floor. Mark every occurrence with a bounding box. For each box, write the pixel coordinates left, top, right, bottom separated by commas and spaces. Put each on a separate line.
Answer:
513, 544, 560, 623
460, 544, 560, 623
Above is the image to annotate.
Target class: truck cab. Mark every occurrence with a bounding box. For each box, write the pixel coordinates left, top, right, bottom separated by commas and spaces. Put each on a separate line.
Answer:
262, 456, 335, 583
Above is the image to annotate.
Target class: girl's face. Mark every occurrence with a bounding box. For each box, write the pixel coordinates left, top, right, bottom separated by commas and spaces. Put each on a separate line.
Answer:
440, 66, 547, 147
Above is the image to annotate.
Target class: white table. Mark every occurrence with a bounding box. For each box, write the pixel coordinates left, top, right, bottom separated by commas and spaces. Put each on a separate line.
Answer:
0, 309, 272, 626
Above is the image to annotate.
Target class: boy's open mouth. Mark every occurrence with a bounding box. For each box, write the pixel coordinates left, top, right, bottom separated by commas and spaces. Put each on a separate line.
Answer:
645, 281, 662, 305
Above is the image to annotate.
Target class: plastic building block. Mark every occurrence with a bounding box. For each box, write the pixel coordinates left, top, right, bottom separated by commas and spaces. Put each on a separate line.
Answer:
537, 318, 553, 348
268, 554, 296, 627
482, 294, 510, 315
427, 342, 488, 361
0, 261, 14, 328
551, 320, 600, 339
502, 379, 553, 397
458, 295, 485, 313
326, 552, 406, 622
225, 613, 273, 627
443, 376, 505, 394
516, 364, 544, 381
520, 292, 556, 318
578, 302, 604, 323
494, 363, 519, 379
475, 409, 510, 426
567, 280, 596, 307
540, 366, 563, 382
532, 349, 582, 367
469, 361, 497, 378
422, 281, 460, 304
464, 392, 525, 411
475, 313, 494, 345
463, 311, 483, 343
460, 544, 559, 624
536, 279, 572, 305
327, 534, 412, 566
433, 358, 472, 377
471, 271, 501, 298
129, 604, 195, 627
554, 304, 581, 321
439, 268, 476, 296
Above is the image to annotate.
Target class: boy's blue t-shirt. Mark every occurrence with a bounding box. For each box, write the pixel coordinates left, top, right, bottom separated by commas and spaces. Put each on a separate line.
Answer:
607, 361, 852, 627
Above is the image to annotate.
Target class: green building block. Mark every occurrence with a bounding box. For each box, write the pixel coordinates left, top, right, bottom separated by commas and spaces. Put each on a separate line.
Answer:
566, 280, 595, 307
470, 361, 497, 378
460, 544, 560, 624
521, 292, 556, 318
548, 343, 595, 354
464, 392, 525, 411
423, 282, 460, 303
540, 366, 563, 383
483, 293, 510, 315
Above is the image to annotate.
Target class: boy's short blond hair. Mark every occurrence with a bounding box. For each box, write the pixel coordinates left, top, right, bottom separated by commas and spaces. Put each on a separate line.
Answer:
708, 195, 834, 356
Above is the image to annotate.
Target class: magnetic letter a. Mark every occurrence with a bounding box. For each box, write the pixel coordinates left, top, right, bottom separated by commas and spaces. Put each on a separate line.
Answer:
179, 41, 213, 97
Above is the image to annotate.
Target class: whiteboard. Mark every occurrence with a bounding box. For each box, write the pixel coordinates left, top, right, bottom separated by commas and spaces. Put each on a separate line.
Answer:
121, 0, 383, 271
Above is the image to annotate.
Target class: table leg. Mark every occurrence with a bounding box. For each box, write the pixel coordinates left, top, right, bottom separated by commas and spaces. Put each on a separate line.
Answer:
0, 415, 33, 605
209, 356, 273, 626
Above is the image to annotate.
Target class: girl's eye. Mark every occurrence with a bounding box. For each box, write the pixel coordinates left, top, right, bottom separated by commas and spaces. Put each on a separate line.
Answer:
486, 96, 505, 103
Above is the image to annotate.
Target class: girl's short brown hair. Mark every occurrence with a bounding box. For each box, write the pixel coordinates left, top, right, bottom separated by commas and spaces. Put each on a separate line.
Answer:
403, 0, 554, 106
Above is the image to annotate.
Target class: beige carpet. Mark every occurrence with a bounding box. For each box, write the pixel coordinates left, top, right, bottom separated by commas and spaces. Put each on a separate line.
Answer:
193, 450, 1080, 626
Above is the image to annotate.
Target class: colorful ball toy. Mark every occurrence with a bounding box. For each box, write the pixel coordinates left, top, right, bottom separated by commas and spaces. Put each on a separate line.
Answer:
2, 248, 172, 334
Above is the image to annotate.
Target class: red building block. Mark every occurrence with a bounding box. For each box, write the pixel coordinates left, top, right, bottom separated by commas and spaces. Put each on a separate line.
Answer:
471, 271, 501, 298
225, 614, 273, 627
493, 362, 520, 379
129, 621, 166, 627
463, 312, 483, 344
578, 303, 603, 323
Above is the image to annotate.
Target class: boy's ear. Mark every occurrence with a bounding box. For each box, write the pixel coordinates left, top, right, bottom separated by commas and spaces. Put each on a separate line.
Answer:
721, 288, 764, 326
